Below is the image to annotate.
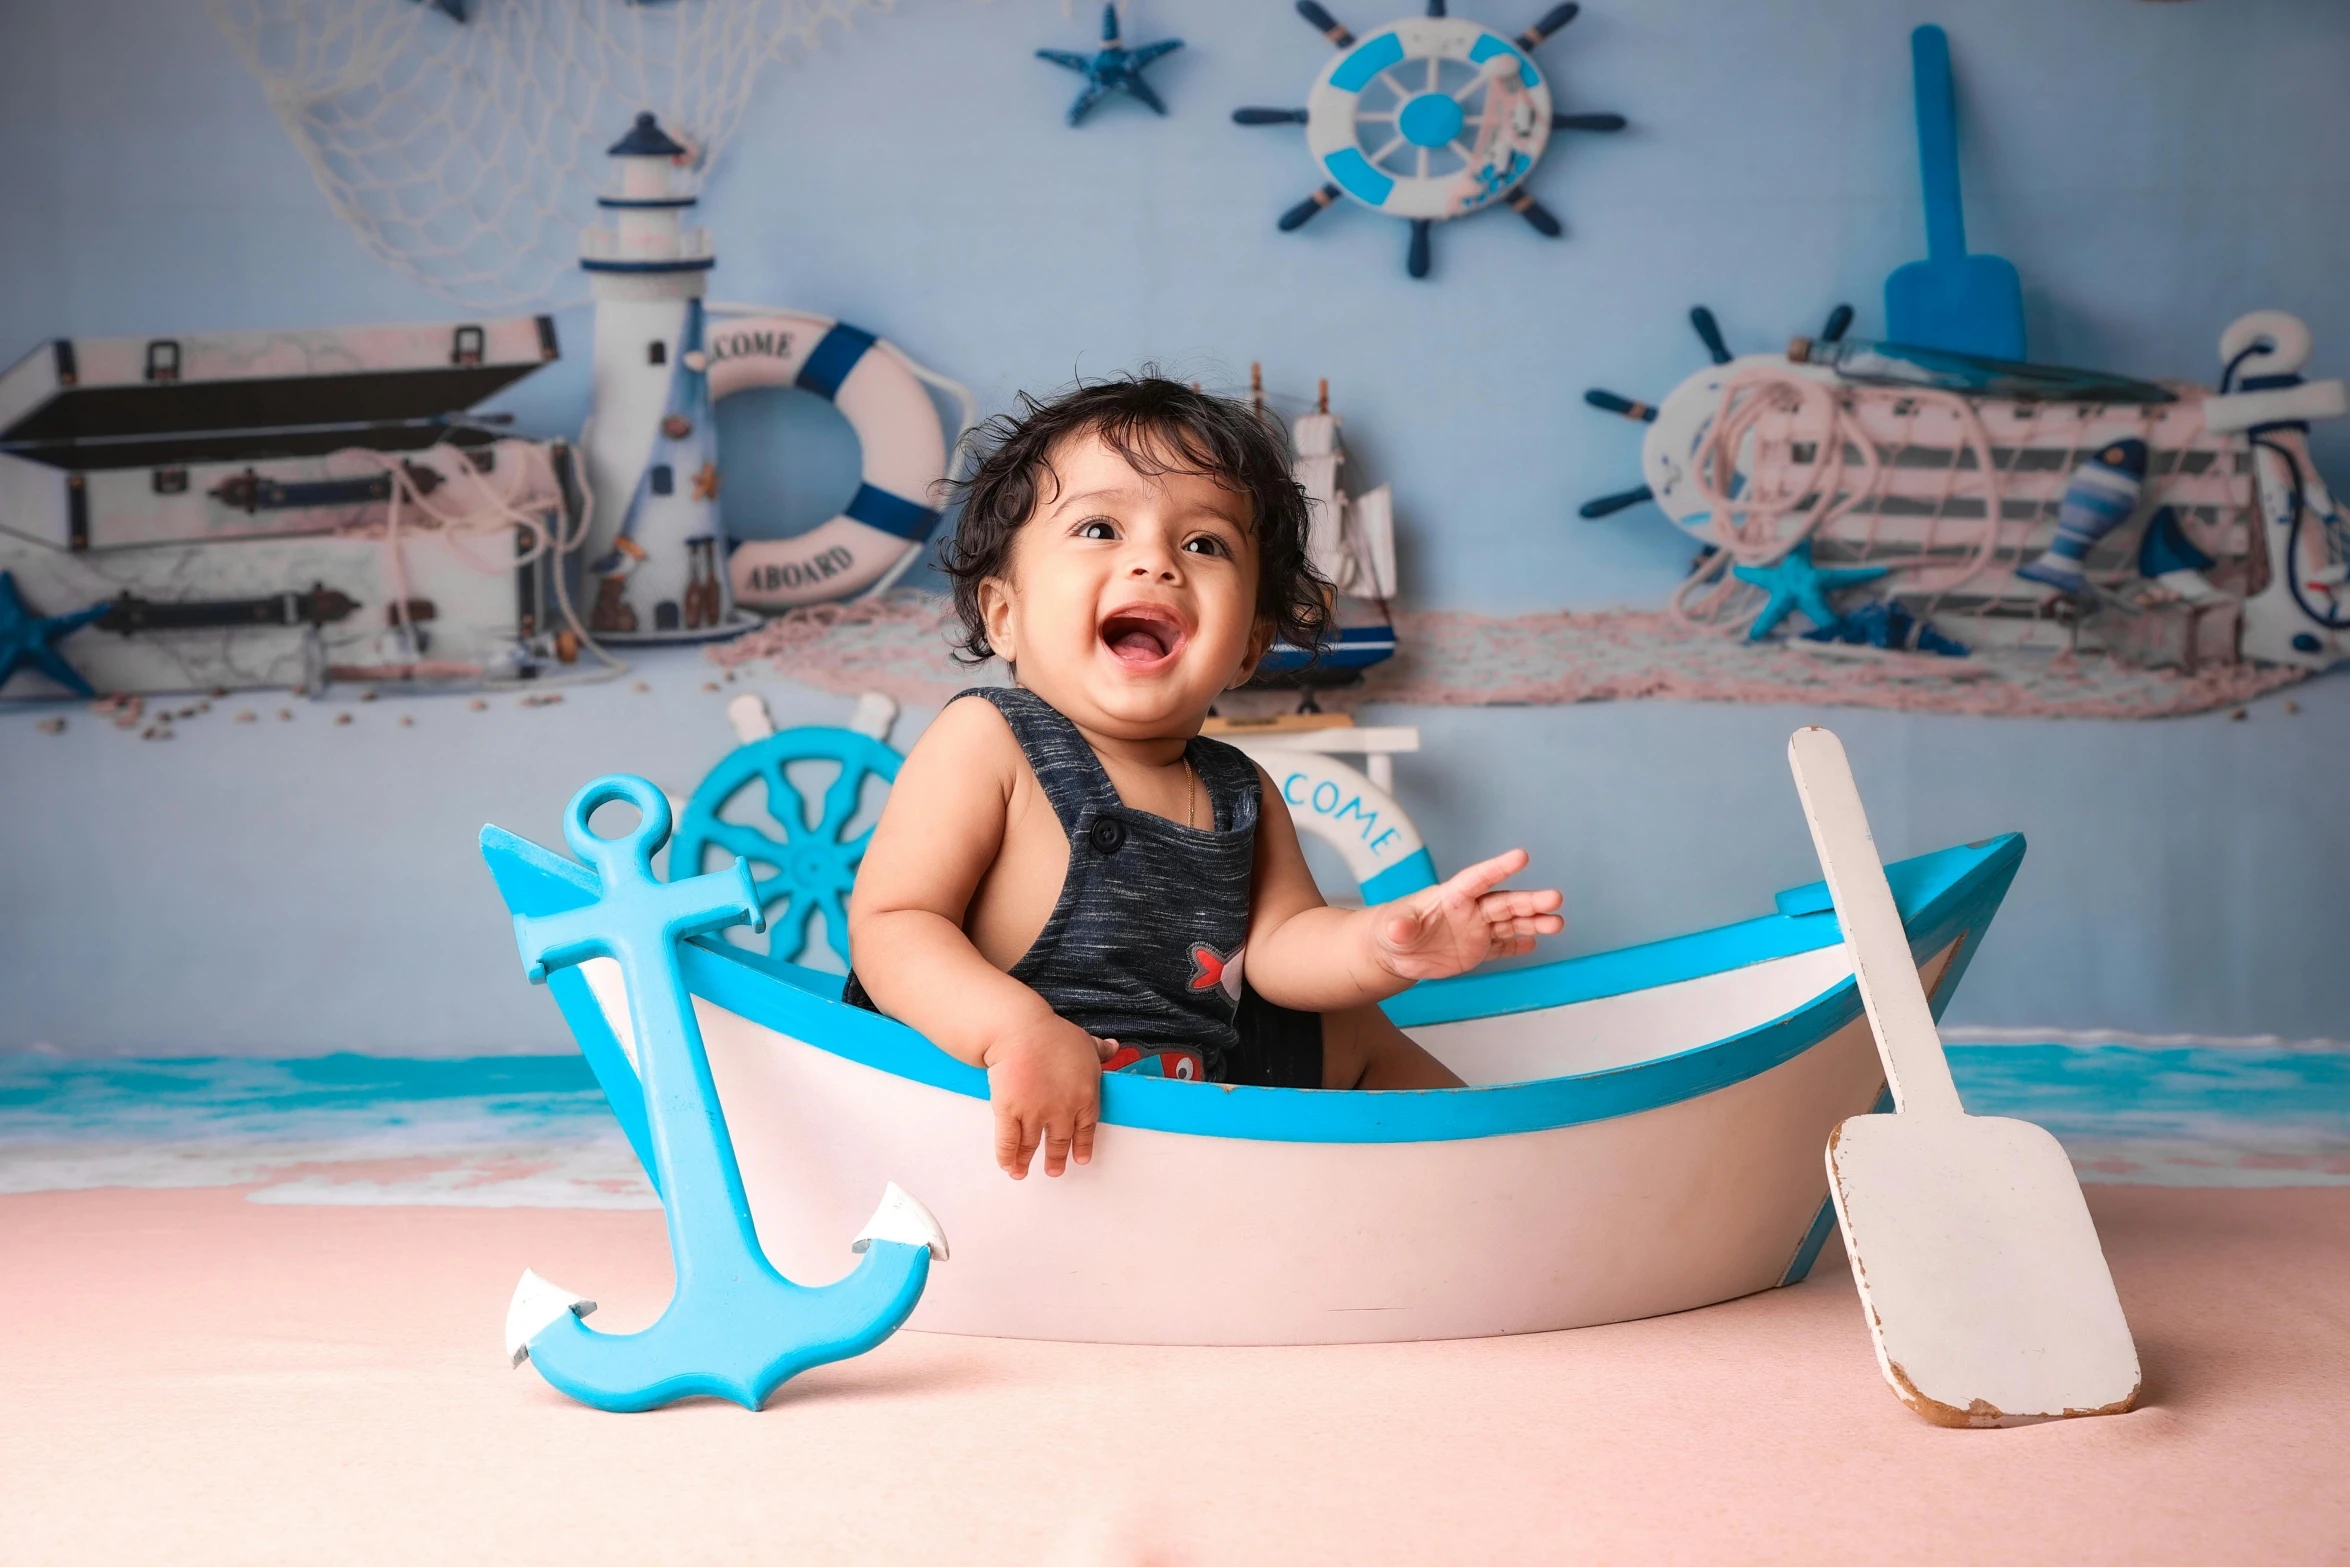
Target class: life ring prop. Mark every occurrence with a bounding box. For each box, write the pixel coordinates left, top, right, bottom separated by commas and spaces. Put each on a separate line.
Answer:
1304, 17, 1552, 223
1254, 749, 1438, 903
705, 311, 950, 610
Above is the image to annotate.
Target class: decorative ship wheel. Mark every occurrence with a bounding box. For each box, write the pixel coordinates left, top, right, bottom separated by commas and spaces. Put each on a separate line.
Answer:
1235, 0, 1625, 278
1577, 303, 1856, 523
670, 726, 902, 974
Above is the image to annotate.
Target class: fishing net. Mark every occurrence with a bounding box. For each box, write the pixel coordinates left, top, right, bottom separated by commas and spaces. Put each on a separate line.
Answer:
207, 0, 915, 310
703, 592, 2310, 719
1371, 605, 2306, 719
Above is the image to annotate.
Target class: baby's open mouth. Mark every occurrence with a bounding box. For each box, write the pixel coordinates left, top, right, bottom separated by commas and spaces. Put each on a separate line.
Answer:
1099, 605, 1188, 667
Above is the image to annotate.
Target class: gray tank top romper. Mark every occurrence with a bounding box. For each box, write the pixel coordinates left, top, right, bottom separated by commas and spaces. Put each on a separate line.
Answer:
843, 686, 1323, 1087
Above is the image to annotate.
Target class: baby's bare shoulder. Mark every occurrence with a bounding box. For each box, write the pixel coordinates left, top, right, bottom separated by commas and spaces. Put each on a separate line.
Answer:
857, 697, 1027, 919
907, 693, 1019, 765
894, 694, 1022, 805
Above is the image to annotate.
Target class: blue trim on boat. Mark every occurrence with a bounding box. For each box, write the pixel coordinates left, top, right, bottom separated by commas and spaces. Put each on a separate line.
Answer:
595, 196, 697, 210
545, 962, 662, 1200
1385, 838, 2020, 1027
1777, 1083, 1894, 1286
794, 323, 876, 400
1780, 1192, 1842, 1287
1329, 31, 1406, 92
1775, 880, 1837, 918
482, 827, 2021, 1150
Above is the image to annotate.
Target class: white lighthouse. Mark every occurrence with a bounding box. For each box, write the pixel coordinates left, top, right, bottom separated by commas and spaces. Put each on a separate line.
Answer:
578, 112, 733, 638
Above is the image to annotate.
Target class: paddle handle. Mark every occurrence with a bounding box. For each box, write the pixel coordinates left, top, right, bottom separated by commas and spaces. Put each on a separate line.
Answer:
1911, 25, 1966, 262
1787, 727, 1964, 1117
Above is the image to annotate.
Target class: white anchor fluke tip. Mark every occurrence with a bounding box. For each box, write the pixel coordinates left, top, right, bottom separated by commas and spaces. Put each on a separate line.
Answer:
505, 1269, 597, 1367
851, 1181, 949, 1261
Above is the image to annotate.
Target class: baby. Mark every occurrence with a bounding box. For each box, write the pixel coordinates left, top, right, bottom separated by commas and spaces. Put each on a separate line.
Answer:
845, 376, 1562, 1179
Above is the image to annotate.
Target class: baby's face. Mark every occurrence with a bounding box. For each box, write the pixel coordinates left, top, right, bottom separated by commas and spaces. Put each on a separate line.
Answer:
981, 429, 1268, 741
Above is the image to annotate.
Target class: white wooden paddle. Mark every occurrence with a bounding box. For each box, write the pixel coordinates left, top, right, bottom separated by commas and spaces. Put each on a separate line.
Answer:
1788, 726, 2140, 1428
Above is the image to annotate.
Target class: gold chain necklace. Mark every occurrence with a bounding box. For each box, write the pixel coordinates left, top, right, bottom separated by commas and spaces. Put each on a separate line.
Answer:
1184, 754, 1199, 830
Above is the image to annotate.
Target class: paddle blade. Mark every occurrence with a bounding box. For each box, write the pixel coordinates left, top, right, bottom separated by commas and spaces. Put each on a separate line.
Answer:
1828, 1112, 2140, 1428
1885, 255, 2025, 362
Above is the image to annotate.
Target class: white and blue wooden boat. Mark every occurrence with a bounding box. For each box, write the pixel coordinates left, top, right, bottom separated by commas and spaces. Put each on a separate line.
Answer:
482, 830, 2021, 1346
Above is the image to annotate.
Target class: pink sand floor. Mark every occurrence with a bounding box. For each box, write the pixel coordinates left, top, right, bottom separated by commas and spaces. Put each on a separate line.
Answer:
5, 1185, 2345, 1565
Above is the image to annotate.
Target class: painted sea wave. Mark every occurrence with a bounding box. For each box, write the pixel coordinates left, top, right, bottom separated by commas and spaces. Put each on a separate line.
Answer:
2, 1045, 2345, 1206
1942, 1043, 2350, 1188
0, 1054, 656, 1209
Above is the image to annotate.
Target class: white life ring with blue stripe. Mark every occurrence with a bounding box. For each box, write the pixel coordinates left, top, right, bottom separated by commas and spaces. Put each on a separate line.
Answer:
1305, 18, 1552, 223
705, 311, 948, 609
1258, 749, 1437, 905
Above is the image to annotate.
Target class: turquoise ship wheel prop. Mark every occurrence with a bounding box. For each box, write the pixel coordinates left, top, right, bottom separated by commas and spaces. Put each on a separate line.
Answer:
671, 727, 901, 973
1236, 1, 1625, 278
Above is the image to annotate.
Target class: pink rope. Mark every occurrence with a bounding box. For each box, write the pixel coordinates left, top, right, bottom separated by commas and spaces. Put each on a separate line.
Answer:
329, 443, 622, 685
1673, 367, 2016, 635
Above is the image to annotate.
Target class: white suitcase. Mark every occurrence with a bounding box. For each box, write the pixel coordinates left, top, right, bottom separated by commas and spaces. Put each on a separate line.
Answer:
0, 316, 577, 696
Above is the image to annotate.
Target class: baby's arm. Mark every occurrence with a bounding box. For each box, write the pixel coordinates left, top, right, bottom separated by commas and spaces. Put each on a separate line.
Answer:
847, 698, 1110, 1180
1241, 764, 1564, 1011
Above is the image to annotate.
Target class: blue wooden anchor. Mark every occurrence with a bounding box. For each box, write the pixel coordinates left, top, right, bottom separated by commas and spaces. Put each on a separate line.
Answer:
499, 774, 943, 1413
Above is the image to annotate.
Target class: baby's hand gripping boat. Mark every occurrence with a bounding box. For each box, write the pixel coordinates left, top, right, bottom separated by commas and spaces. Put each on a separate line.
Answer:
482, 808, 2021, 1346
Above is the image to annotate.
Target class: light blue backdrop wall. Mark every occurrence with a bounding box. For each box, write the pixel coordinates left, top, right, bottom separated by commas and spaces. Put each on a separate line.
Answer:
2, 0, 2345, 1053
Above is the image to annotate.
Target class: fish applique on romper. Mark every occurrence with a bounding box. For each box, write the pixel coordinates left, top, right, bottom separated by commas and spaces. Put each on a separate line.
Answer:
1187, 941, 1244, 1001
1102, 1043, 1206, 1079
1102, 942, 1245, 1080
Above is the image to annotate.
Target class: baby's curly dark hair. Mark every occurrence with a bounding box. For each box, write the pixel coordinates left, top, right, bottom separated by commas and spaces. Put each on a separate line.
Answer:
938, 373, 1329, 666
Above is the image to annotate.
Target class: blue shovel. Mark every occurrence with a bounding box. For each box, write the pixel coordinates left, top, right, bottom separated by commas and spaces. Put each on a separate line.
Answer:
496, 774, 943, 1413
1885, 25, 2025, 362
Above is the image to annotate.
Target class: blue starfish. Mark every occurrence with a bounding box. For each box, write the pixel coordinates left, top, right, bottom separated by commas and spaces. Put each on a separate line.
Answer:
1801, 599, 1970, 657
1038, 4, 1182, 126
0, 572, 108, 697
1730, 541, 1888, 642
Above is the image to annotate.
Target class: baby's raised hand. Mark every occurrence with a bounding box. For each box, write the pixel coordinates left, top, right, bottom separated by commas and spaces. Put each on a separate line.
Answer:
984, 1022, 1117, 1180
1372, 848, 1564, 982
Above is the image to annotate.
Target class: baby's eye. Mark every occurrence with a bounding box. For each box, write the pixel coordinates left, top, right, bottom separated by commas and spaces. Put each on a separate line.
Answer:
1181, 535, 1229, 557
1076, 519, 1117, 540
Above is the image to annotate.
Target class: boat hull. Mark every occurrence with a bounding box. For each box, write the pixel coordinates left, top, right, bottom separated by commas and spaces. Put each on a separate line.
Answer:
485, 831, 2019, 1345
668, 962, 1928, 1342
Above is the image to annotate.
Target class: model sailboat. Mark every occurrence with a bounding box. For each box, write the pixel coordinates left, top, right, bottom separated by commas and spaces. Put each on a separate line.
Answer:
1253, 372, 1400, 686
